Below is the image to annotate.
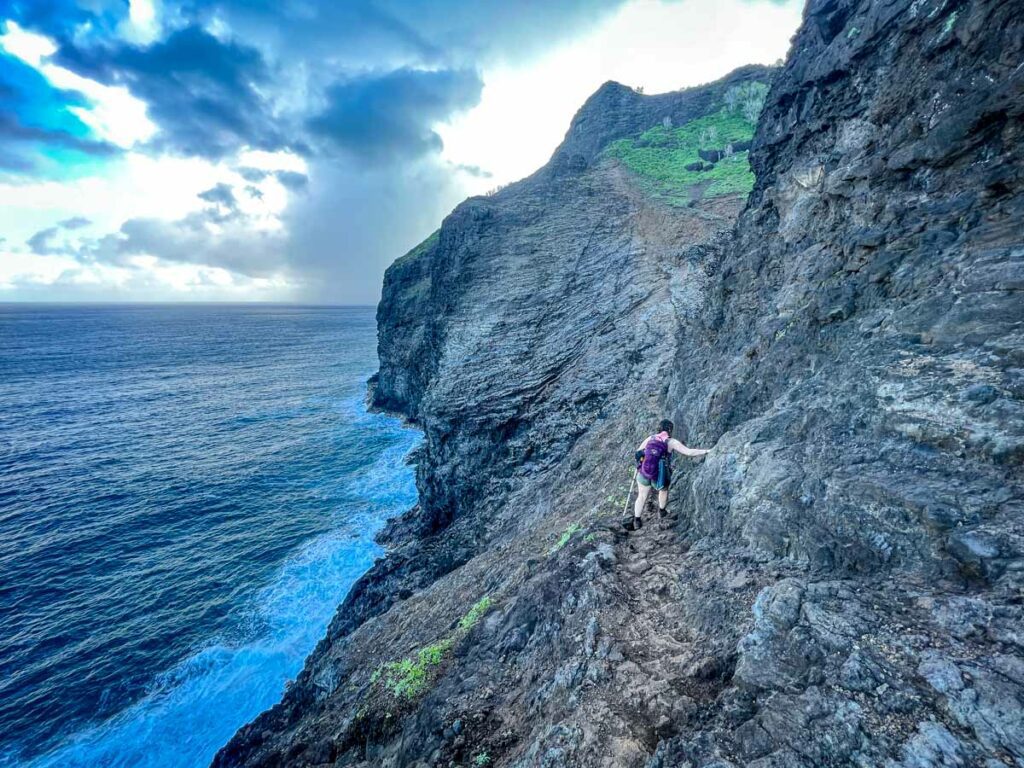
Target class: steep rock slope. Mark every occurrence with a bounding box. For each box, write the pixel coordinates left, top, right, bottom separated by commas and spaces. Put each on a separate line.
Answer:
215, 0, 1022, 765
215, 64, 770, 767
651, 0, 1024, 764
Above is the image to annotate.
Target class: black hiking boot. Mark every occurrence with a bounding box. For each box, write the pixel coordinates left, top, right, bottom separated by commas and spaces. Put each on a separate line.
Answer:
658, 506, 670, 519
622, 516, 643, 532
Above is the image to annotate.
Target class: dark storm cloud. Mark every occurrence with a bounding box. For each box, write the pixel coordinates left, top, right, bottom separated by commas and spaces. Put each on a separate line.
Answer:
56, 26, 286, 158
307, 68, 482, 161
3, 0, 655, 300
8, 0, 627, 169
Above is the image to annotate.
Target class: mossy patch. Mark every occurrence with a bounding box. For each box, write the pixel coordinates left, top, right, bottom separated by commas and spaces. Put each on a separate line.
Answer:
549, 522, 582, 554
604, 82, 767, 206
372, 594, 495, 703
458, 596, 493, 632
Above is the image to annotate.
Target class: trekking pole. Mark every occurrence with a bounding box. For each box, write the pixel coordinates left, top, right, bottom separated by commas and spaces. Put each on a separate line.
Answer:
622, 468, 638, 519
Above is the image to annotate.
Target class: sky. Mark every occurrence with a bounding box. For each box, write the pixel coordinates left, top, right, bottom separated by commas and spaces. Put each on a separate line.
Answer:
0, 0, 803, 304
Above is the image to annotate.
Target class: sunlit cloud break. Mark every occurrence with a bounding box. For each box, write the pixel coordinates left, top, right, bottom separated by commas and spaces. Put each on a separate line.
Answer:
0, 0, 802, 303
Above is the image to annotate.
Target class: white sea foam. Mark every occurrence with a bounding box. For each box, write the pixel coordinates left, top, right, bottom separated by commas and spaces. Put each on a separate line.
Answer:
23, 406, 419, 768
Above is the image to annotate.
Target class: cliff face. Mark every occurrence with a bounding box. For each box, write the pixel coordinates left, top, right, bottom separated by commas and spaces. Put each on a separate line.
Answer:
216, 1, 1023, 766
371, 66, 771, 533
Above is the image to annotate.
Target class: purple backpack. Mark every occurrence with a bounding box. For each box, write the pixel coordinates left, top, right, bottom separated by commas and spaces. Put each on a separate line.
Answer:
639, 435, 669, 480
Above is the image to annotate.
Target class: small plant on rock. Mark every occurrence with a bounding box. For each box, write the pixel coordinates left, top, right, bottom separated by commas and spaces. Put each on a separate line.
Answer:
458, 596, 493, 632
550, 522, 581, 554
377, 638, 455, 699
372, 595, 495, 702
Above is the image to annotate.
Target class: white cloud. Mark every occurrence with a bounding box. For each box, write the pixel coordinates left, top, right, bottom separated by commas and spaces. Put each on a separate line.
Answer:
0, 145, 308, 299
237, 150, 308, 174
1, 0, 803, 302
0, 19, 56, 63
123, 0, 161, 44
0, 248, 296, 300
0, 21, 158, 148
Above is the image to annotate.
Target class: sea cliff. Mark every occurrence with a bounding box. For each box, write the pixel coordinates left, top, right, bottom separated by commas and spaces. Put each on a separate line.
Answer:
215, 0, 1023, 765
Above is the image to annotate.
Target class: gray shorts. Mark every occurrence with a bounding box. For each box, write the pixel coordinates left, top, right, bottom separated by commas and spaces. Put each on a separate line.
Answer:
637, 468, 671, 490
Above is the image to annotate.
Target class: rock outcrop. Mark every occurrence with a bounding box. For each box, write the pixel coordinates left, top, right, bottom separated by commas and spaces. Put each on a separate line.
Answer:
215, 0, 1022, 765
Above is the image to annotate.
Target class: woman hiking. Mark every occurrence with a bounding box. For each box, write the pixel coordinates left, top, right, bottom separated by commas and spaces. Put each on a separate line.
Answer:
623, 418, 712, 531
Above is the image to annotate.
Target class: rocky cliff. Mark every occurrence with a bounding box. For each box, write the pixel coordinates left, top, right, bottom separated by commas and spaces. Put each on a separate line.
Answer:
215, 0, 1023, 766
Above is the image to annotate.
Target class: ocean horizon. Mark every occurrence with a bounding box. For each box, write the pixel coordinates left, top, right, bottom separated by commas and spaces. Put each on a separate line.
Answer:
0, 304, 419, 767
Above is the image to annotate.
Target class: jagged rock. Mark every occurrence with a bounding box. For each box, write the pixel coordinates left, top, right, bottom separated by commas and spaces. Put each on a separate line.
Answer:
214, 0, 1023, 766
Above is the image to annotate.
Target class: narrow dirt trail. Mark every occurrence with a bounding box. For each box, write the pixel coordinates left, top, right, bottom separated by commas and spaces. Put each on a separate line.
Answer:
582, 507, 723, 761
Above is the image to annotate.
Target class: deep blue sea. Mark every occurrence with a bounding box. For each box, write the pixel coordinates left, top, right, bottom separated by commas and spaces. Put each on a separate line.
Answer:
0, 305, 419, 767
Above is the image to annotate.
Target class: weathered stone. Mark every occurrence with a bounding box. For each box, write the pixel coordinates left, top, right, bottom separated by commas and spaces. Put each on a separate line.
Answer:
214, 1, 1024, 766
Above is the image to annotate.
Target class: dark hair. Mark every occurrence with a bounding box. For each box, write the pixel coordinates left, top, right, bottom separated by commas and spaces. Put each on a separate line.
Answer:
658, 418, 674, 436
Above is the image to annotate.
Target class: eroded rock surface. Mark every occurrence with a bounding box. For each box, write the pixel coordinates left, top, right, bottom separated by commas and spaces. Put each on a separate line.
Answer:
214, 0, 1022, 765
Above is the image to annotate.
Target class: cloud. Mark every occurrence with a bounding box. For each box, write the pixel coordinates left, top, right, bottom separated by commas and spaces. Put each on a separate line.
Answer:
0, 50, 118, 171
275, 170, 308, 191
56, 26, 286, 158
46, 176, 297, 280
453, 163, 492, 178
3, 0, 126, 43
185, 0, 627, 69
26, 215, 94, 252
26, 225, 60, 254
307, 67, 483, 161
110, 214, 288, 277
2, 0, 805, 303
197, 182, 238, 208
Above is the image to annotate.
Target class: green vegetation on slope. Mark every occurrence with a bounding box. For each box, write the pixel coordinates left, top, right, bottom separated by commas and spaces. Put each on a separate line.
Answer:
604, 81, 768, 206
374, 638, 454, 699
393, 229, 439, 267
373, 595, 495, 702
549, 522, 581, 554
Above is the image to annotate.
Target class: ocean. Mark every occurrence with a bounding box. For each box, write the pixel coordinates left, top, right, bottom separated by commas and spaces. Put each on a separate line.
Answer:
0, 304, 419, 767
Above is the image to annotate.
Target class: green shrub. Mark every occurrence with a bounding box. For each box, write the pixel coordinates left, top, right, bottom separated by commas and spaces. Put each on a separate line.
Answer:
458, 596, 493, 632
550, 522, 582, 554
604, 98, 763, 205
374, 595, 495, 702
378, 638, 455, 699
474, 753, 491, 766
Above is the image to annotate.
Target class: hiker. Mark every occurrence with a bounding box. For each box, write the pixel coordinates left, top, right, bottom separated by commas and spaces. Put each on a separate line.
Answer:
623, 419, 712, 531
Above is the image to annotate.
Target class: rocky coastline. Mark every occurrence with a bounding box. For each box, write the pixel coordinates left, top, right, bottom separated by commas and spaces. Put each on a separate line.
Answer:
214, 0, 1023, 765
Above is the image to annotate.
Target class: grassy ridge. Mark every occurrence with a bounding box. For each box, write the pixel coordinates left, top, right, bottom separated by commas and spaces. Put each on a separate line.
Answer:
604, 105, 760, 206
